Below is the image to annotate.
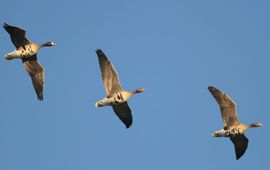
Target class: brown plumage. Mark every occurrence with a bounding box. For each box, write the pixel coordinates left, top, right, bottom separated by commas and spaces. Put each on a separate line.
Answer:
112, 102, 132, 128
208, 86, 239, 127
208, 86, 263, 160
230, 134, 249, 160
97, 49, 123, 96
3, 23, 30, 48
22, 55, 44, 100
95, 49, 144, 128
3, 23, 56, 100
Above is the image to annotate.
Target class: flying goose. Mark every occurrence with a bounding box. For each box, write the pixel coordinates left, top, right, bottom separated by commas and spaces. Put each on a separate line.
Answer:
95, 49, 144, 128
208, 86, 263, 160
3, 23, 56, 100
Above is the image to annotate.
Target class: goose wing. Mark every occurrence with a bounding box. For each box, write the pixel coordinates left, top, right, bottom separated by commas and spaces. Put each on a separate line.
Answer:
3, 23, 30, 49
112, 102, 132, 128
22, 55, 44, 100
208, 86, 240, 127
96, 49, 123, 96
230, 134, 249, 160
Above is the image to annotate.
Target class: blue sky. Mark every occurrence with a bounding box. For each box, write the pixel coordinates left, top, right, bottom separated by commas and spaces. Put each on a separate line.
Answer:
0, 0, 269, 169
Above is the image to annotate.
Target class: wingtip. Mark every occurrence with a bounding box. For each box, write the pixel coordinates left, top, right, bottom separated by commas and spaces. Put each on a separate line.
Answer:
235, 151, 244, 160
95, 49, 102, 54
3, 23, 8, 29
236, 154, 242, 160
208, 86, 218, 93
124, 118, 132, 129
38, 95, 43, 101
208, 86, 214, 90
125, 123, 132, 129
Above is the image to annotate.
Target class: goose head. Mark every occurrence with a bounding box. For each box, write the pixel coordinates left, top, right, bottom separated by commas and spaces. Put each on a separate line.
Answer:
41, 42, 56, 47
133, 88, 145, 94
249, 122, 263, 128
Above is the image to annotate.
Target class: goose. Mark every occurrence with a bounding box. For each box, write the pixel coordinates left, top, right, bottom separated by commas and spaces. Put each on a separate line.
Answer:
3, 23, 56, 100
208, 86, 263, 160
95, 49, 144, 128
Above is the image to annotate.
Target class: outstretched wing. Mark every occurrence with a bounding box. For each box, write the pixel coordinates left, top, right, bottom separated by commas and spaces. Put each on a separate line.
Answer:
230, 134, 249, 160
208, 86, 240, 127
3, 23, 30, 49
112, 102, 132, 128
96, 49, 123, 96
22, 55, 44, 100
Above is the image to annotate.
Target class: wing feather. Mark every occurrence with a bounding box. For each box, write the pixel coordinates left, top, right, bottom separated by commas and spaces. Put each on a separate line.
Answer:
208, 86, 240, 127
230, 134, 249, 160
3, 23, 30, 48
96, 49, 122, 96
112, 102, 132, 128
22, 55, 44, 100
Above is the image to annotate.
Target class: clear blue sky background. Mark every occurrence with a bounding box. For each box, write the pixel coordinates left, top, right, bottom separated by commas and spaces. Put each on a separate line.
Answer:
0, 0, 269, 169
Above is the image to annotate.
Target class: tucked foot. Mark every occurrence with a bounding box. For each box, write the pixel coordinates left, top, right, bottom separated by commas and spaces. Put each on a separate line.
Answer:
212, 132, 222, 137
4, 55, 13, 60
95, 102, 101, 107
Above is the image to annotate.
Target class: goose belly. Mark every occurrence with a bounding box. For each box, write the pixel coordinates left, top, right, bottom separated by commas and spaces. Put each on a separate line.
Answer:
95, 98, 114, 107
212, 127, 241, 137
95, 93, 126, 107
5, 45, 37, 60
212, 129, 230, 137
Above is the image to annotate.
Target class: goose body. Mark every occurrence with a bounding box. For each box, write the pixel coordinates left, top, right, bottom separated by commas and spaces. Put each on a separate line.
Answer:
3, 23, 56, 100
5, 43, 40, 60
95, 91, 133, 107
212, 123, 249, 137
208, 86, 263, 160
95, 49, 144, 128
